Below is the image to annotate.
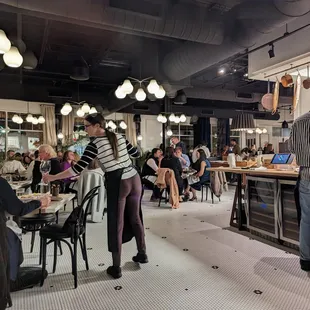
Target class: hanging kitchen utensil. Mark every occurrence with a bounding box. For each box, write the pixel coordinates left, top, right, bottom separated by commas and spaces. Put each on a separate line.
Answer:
303, 65, 310, 89
281, 72, 293, 87
272, 78, 279, 115
292, 72, 302, 114
261, 79, 273, 110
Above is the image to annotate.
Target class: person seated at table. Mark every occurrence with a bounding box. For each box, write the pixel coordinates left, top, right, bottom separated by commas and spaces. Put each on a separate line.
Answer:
141, 148, 162, 201
241, 147, 251, 160
31, 145, 62, 193
184, 149, 211, 201
0, 150, 26, 175
57, 151, 63, 163
192, 141, 211, 163
0, 176, 50, 309
264, 143, 275, 154
221, 145, 229, 158
60, 151, 76, 192
175, 147, 190, 169
160, 147, 183, 195
22, 155, 32, 168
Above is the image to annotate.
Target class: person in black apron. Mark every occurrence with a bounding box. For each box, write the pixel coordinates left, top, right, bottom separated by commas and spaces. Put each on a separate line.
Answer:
44, 113, 147, 279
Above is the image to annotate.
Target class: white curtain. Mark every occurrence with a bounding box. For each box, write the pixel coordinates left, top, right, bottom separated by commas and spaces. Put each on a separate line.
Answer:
41, 105, 57, 146
61, 113, 75, 145
123, 113, 137, 146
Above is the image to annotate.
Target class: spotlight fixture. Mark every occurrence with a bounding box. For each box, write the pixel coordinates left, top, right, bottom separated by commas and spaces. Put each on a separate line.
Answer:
268, 43, 275, 59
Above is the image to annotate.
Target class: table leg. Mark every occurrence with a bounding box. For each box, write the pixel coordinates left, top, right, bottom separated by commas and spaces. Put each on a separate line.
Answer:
237, 174, 244, 230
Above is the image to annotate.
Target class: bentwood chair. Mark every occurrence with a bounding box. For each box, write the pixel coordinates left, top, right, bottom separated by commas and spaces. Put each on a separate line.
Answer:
39, 186, 100, 288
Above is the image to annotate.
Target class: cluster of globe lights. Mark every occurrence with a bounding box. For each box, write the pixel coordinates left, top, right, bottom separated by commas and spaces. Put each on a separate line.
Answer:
61, 102, 98, 117
12, 113, 45, 125
115, 79, 166, 101
247, 128, 268, 134
105, 120, 127, 131
157, 113, 187, 124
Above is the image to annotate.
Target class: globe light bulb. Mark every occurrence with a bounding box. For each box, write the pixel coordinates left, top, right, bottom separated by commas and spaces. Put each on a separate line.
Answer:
76, 108, 85, 117
167, 129, 173, 136
137, 134, 143, 141
119, 121, 127, 129
57, 132, 64, 139
62, 102, 72, 113
162, 115, 167, 123
135, 88, 146, 101
247, 130, 254, 134
174, 116, 180, 124
89, 107, 97, 114
12, 114, 19, 123
157, 114, 163, 123
115, 86, 126, 99
262, 128, 267, 134
3, 46, 23, 68
81, 103, 90, 113
32, 117, 39, 125
169, 114, 175, 122
154, 85, 166, 99
147, 79, 160, 94
38, 116, 45, 124
180, 114, 186, 122
120, 79, 134, 95
0, 30, 11, 54
26, 114, 33, 122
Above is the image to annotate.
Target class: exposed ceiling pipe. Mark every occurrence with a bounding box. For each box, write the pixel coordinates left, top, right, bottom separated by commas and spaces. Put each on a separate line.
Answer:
184, 87, 293, 106
162, 0, 310, 81
0, 0, 224, 45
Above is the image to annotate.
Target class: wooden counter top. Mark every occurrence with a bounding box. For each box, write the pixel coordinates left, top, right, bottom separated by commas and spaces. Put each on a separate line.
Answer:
206, 167, 298, 178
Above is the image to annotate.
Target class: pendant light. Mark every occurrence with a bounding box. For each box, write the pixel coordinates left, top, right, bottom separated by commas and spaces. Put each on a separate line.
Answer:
121, 79, 134, 95
119, 121, 127, 130
0, 30, 11, 54
89, 107, 97, 114
26, 114, 33, 122
115, 86, 126, 99
231, 113, 255, 131
32, 117, 39, 125
38, 116, 45, 124
81, 103, 90, 113
57, 132, 64, 139
3, 46, 23, 68
12, 114, 19, 123
62, 102, 72, 114
76, 108, 85, 117
174, 116, 180, 124
155, 85, 166, 99
22, 50, 38, 70
137, 134, 143, 141
147, 79, 159, 94
157, 114, 164, 122
166, 129, 173, 137
135, 88, 146, 101
169, 114, 176, 122
180, 114, 187, 122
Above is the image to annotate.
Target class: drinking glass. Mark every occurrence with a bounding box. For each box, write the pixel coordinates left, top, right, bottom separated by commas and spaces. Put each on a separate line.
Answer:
40, 160, 51, 185
16, 188, 25, 198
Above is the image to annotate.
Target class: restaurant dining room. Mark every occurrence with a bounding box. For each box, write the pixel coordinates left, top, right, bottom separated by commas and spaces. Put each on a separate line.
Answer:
1, 1, 310, 310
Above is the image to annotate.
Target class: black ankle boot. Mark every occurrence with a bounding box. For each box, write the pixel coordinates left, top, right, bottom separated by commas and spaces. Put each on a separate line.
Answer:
132, 253, 149, 264
107, 266, 122, 279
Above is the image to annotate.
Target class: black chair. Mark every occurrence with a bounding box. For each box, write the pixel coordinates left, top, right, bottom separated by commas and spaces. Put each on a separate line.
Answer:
201, 182, 220, 203
20, 213, 60, 264
39, 186, 100, 289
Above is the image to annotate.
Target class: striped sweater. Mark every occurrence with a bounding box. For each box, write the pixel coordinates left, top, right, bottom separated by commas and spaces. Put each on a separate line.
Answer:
288, 112, 310, 180
70, 134, 140, 179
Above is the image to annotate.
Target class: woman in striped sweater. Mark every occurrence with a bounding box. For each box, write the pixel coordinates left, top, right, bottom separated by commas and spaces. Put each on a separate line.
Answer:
43, 113, 147, 279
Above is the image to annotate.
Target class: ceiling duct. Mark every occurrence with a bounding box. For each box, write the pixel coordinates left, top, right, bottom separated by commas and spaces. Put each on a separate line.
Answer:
173, 90, 187, 105
0, 1, 225, 45
70, 58, 89, 81
162, 0, 310, 81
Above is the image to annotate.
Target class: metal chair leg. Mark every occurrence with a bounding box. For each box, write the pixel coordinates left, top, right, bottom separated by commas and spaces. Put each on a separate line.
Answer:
40, 238, 47, 286
39, 236, 43, 265
201, 186, 204, 202
58, 241, 63, 256
205, 186, 209, 202
30, 231, 36, 253
52, 241, 58, 273
82, 234, 89, 270
73, 239, 78, 288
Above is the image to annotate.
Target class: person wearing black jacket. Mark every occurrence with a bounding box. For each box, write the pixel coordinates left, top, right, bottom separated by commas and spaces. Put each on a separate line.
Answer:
0, 177, 50, 310
160, 147, 183, 194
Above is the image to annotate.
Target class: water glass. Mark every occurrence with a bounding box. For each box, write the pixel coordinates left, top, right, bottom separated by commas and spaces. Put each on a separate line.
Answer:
16, 188, 25, 198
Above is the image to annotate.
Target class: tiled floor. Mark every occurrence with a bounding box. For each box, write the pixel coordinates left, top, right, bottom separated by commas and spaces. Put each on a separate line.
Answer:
11, 189, 310, 310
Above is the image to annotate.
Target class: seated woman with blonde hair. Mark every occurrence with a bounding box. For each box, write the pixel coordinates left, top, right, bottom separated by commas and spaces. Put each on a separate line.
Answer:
31, 144, 62, 193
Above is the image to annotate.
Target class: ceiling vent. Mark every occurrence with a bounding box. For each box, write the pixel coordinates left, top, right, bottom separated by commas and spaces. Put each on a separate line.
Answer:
173, 90, 187, 105
70, 58, 89, 81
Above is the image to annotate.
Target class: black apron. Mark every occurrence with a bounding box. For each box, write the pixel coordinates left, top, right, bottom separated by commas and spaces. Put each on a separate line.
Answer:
105, 167, 144, 253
